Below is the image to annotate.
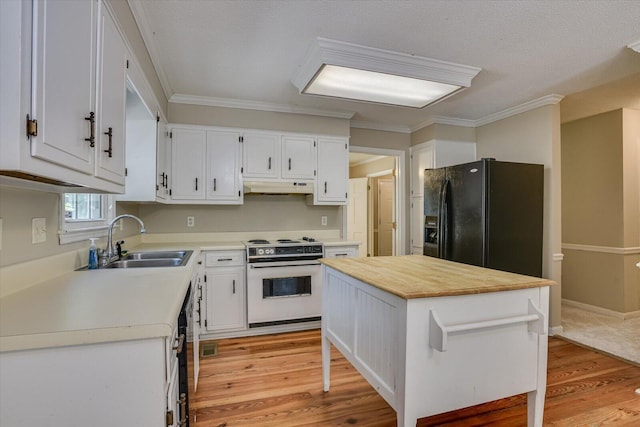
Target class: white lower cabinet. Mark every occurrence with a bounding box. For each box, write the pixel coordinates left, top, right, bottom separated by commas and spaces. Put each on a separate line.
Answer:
0, 336, 173, 426
324, 245, 359, 258
203, 250, 246, 332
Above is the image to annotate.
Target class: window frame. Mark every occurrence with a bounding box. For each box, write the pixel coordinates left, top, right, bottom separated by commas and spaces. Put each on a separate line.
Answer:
58, 193, 115, 244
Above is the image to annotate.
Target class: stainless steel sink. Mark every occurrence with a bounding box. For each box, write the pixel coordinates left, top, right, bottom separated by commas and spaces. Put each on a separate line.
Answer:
122, 250, 191, 260
101, 250, 192, 268
103, 258, 186, 268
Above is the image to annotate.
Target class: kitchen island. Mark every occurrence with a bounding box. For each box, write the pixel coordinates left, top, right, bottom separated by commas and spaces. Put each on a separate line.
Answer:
320, 255, 554, 427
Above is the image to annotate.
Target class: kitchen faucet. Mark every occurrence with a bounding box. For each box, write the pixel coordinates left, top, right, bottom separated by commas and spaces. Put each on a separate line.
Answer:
106, 214, 146, 263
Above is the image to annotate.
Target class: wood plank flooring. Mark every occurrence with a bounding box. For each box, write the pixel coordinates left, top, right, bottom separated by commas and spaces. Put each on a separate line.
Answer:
191, 330, 640, 426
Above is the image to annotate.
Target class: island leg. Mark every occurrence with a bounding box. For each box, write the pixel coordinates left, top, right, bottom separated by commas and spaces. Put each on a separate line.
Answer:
321, 330, 331, 392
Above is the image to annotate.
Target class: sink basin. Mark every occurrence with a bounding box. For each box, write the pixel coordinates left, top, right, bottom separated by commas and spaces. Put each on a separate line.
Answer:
103, 258, 187, 268
122, 250, 191, 260
101, 250, 193, 268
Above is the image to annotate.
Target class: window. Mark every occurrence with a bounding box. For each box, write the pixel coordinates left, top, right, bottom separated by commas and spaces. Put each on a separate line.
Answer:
59, 193, 115, 244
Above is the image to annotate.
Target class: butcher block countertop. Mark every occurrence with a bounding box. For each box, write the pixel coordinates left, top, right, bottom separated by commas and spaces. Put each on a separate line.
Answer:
320, 255, 554, 299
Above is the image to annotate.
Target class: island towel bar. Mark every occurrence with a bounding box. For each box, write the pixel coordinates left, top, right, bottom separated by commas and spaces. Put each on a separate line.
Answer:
429, 299, 546, 352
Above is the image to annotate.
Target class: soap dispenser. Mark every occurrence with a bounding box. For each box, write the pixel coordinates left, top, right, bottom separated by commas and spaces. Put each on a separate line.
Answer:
88, 238, 98, 270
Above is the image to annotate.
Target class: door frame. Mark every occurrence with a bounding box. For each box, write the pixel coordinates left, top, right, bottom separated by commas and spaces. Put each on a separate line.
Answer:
345, 146, 406, 255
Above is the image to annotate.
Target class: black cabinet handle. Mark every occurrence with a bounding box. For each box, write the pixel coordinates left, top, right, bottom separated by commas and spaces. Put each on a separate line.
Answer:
84, 112, 95, 147
268, 157, 272, 170
288, 158, 291, 170
195, 177, 198, 191
324, 181, 327, 194
213, 178, 217, 191
232, 279, 236, 294
103, 127, 113, 157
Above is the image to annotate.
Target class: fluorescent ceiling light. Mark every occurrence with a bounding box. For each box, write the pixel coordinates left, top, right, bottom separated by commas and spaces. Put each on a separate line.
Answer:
292, 38, 481, 108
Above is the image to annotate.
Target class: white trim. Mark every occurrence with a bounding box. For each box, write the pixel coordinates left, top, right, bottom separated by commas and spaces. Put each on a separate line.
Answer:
562, 299, 640, 320
349, 155, 387, 167
366, 169, 394, 178
562, 243, 640, 255
474, 94, 564, 127
553, 253, 564, 262
348, 146, 406, 255
127, 0, 174, 100
169, 93, 355, 119
350, 120, 411, 134
410, 115, 477, 132
628, 39, 640, 53
548, 325, 564, 336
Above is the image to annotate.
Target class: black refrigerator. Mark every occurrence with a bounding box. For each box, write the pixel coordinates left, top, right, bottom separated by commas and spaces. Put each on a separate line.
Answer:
423, 158, 544, 277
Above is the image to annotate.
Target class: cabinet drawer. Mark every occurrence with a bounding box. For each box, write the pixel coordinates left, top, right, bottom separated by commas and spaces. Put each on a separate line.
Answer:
325, 246, 358, 258
205, 251, 245, 267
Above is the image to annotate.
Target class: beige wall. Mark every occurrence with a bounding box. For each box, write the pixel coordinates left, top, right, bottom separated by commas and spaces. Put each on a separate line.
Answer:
105, 0, 167, 117
561, 108, 640, 314
138, 194, 340, 234
476, 104, 563, 328
169, 103, 350, 136
411, 123, 476, 146
0, 186, 141, 267
350, 157, 396, 178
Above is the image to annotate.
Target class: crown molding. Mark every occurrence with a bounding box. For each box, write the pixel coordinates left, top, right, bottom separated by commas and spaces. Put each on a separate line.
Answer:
127, 0, 174, 101
474, 94, 564, 127
169, 94, 355, 119
628, 39, 640, 53
349, 120, 411, 134
410, 115, 476, 132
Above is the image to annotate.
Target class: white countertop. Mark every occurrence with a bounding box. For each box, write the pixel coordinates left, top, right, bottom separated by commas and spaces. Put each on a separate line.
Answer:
0, 236, 355, 353
0, 246, 200, 353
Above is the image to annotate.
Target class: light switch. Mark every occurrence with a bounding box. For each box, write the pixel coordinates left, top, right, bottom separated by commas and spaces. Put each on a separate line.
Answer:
32, 217, 47, 244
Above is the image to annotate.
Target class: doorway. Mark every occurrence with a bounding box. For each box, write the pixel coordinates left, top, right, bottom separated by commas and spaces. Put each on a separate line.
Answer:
347, 148, 405, 257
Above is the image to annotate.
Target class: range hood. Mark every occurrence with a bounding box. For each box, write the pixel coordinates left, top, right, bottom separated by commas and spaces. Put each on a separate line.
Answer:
243, 181, 314, 195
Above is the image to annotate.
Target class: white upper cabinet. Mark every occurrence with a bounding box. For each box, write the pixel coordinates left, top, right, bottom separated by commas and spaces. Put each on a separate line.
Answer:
206, 130, 242, 203
281, 135, 315, 180
30, 0, 98, 175
171, 128, 206, 200
242, 132, 279, 179
170, 126, 243, 204
0, 0, 127, 192
315, 137, 349, 205
95, 7, 127, 185
156, 118, 170, 200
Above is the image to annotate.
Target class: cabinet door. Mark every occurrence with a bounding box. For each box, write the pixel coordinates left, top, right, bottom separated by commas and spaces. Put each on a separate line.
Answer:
205, 267, 245, 332
316, 137, 349, 204
410, 144, 434, 198
30, 0, 97, 174
411, 196, 424, 252
95, 8, 126, 184
171, 128, 206, 200
242, 132, 279, 179
156, 119, 170, 200
206, 130, 242, 203
281, 135, 315, 180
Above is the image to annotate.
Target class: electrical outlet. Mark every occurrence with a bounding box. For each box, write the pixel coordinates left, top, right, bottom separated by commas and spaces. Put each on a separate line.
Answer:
321, 215, 328, 226
187, 216, 195, 227
32, 217, 47, 244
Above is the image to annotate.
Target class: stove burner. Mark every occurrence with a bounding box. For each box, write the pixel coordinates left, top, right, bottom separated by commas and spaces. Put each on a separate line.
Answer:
248, 239, 270, 244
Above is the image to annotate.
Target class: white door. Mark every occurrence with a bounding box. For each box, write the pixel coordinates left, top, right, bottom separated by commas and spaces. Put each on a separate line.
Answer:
206, 130, 242, 202
95, 8, 126, 184
171, 128, 205, 200
281, 135, 315, 180
377, 177, 395, 256
242, 132, 279, 179
30, 0, 97, 174
348, 178, 368, 256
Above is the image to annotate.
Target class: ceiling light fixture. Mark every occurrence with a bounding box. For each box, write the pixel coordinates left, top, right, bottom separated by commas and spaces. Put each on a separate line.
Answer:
292, 38, 481, 108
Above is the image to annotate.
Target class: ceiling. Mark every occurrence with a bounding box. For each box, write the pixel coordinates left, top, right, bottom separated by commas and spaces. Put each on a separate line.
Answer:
130, 0, 640, 132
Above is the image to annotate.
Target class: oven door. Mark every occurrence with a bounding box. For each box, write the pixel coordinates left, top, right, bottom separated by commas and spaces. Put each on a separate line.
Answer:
247, 261, 321, 326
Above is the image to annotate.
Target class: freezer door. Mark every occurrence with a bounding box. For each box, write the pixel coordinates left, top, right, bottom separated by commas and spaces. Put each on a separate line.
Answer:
486, 161, 544, 277
446, 160, 485, 266
423, 168, 446, 257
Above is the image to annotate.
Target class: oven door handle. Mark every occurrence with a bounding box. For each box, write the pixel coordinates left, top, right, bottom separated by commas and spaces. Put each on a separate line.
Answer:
249, 262, 321, 269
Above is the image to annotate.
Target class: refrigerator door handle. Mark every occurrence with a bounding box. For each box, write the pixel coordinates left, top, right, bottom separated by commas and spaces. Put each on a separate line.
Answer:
438, 179, 449, 259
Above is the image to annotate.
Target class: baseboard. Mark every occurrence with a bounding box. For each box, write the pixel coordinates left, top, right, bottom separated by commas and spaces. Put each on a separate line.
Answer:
562, 299, 640, 320
549, 325, 564, 336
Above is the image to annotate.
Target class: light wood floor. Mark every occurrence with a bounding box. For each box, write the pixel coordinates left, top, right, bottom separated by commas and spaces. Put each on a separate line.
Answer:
191, 330, 640, 426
